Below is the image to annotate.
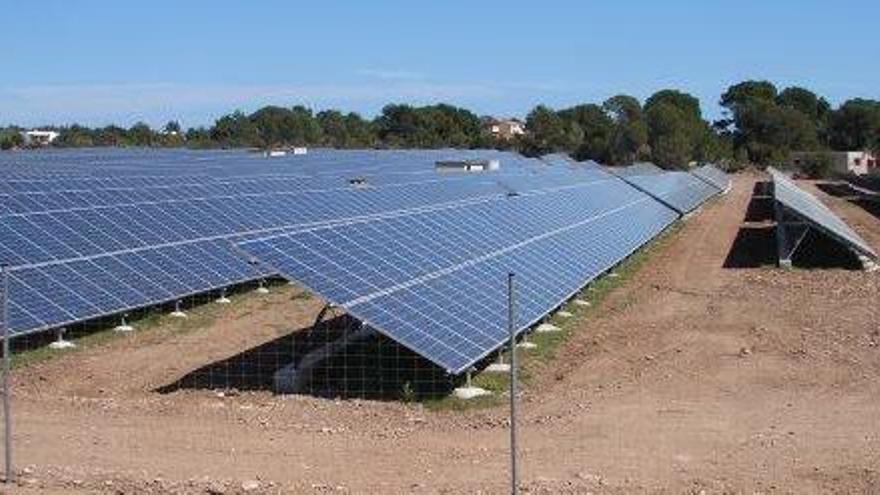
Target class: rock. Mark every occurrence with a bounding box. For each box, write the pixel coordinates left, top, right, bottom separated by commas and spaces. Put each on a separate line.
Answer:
739, 347, 752, 357
206, 481, 227, 494
241, 479, 261, 491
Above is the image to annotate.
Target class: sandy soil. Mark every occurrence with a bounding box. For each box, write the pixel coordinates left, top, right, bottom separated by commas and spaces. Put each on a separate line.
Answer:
3, 173, 879, 494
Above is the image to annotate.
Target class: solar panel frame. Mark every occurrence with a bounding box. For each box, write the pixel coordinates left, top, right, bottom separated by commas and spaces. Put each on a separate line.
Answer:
691, 164, 731, 193
238, 179, 679, 374
769, 167, 877, 260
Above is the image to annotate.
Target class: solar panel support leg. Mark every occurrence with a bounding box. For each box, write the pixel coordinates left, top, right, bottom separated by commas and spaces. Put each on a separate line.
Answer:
49, 327, 75, 350
775, 202, 809, 269
170, 300, 187, 318
273, 323, 375, 394
216, 289, 231, 304
114, 314, 134, 332
858, 255, 878, 272
256, 279, 270, 295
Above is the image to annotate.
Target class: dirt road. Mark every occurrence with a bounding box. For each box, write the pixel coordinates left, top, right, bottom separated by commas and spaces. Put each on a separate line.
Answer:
5, 174, 879, 493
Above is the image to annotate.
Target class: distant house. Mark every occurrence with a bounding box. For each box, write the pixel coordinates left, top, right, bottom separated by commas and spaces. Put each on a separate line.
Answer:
484, 117, 525, 140
791, 151, 877, 176
21, 130, 60, 147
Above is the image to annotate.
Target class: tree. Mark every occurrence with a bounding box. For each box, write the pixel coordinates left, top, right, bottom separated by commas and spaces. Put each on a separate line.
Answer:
317, 110, 349, 147
343, 112, 375, 147
720, 80, 778, 109
799, 152, 835, 179
55, 125, 95, 147
643, 89, 709, 167
644, 89, 701, 121
645, 102, 693, 167
211, 111, 262, 147
163, 120, 182, 135
735, 99, 820, 164
557, 104, 613, 161
776, 87, 831, 125
373, 103, 482, 148
717, 80, 779, 133
0, 129, 24, 150
718, 80, 826, 164
603, 95, 648, 164
828, 98, 880, 151
520, 105, 582, 156
93, 125, 128, 146
128, 122, 155, 146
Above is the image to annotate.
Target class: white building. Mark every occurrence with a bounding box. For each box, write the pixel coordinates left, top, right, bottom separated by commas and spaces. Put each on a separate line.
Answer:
791, 151, 877, 176
484, 118, 525, 140
21, 130, 60, 146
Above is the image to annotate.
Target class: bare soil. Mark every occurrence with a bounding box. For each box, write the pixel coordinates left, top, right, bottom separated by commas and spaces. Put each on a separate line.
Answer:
3, 174, 879, 494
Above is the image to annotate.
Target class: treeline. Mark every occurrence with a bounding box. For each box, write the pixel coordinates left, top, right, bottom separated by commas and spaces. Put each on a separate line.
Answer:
4, 80, 879, 168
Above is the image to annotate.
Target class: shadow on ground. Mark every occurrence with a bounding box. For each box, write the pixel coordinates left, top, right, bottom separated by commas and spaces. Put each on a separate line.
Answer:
155, 314, 455, 401
815, 182, 880, 221
725, 182, 863, 270
723, 226, 777, 268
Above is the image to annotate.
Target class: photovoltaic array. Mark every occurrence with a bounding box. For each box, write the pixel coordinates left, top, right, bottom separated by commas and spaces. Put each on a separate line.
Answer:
1, 148, 728, 374
768, 167, 877, 260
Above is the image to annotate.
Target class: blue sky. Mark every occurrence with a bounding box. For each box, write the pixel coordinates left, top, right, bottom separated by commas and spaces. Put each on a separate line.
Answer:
3, 1, 878, 128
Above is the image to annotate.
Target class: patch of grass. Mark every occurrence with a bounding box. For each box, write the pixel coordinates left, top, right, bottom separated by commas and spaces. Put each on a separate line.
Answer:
430, 222, 683, 411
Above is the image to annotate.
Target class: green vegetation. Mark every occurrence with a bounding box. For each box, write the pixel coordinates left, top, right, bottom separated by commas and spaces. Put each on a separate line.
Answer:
799, 152, 835, 179
5, 80, 877, 170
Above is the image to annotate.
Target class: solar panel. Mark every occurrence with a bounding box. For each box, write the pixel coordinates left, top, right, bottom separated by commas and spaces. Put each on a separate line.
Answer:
768, 167, 877, 261
691, 164, 731, 193
609, 170, 718, 215
238, 178, 678, 374
5, 239, 269, 334
0, 149, 610, 336
604, 162, 665, 178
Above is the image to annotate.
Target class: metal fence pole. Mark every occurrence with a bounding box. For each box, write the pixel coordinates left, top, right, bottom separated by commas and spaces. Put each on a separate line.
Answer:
1, 265, 12, 484
507, 272, 518, 494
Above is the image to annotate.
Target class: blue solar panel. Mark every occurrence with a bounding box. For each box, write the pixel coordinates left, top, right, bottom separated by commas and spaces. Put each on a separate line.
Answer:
0, 149, 594, 335
238, 178, 679, 373
1, 147, 722, 344
769, 167, 877, 260
691, 164, 730, 193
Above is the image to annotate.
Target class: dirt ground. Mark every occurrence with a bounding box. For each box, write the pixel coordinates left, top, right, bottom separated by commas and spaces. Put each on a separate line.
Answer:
3, 173, 879, 494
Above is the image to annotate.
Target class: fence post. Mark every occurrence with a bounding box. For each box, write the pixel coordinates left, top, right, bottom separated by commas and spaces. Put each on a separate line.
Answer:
1, 265, 12, 484
507, 272, 518, 494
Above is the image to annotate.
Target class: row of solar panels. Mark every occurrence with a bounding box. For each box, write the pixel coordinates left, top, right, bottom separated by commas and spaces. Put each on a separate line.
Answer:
0, 149, 729, 374
237, 158, 730, 373
768, 167, 877, 262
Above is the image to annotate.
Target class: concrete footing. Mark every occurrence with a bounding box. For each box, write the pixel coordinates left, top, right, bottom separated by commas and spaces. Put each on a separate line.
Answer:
573, 299, 591, 307
536, 323, 561, 333
453, 386, 491, 400
49, 328, 75, 350
557, 310, 573, 318
486, 362, 511, 373
170, 301, 187, 318
516, 341, 537, 350
256, 287, 270, 294
114, 323, 135, 332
